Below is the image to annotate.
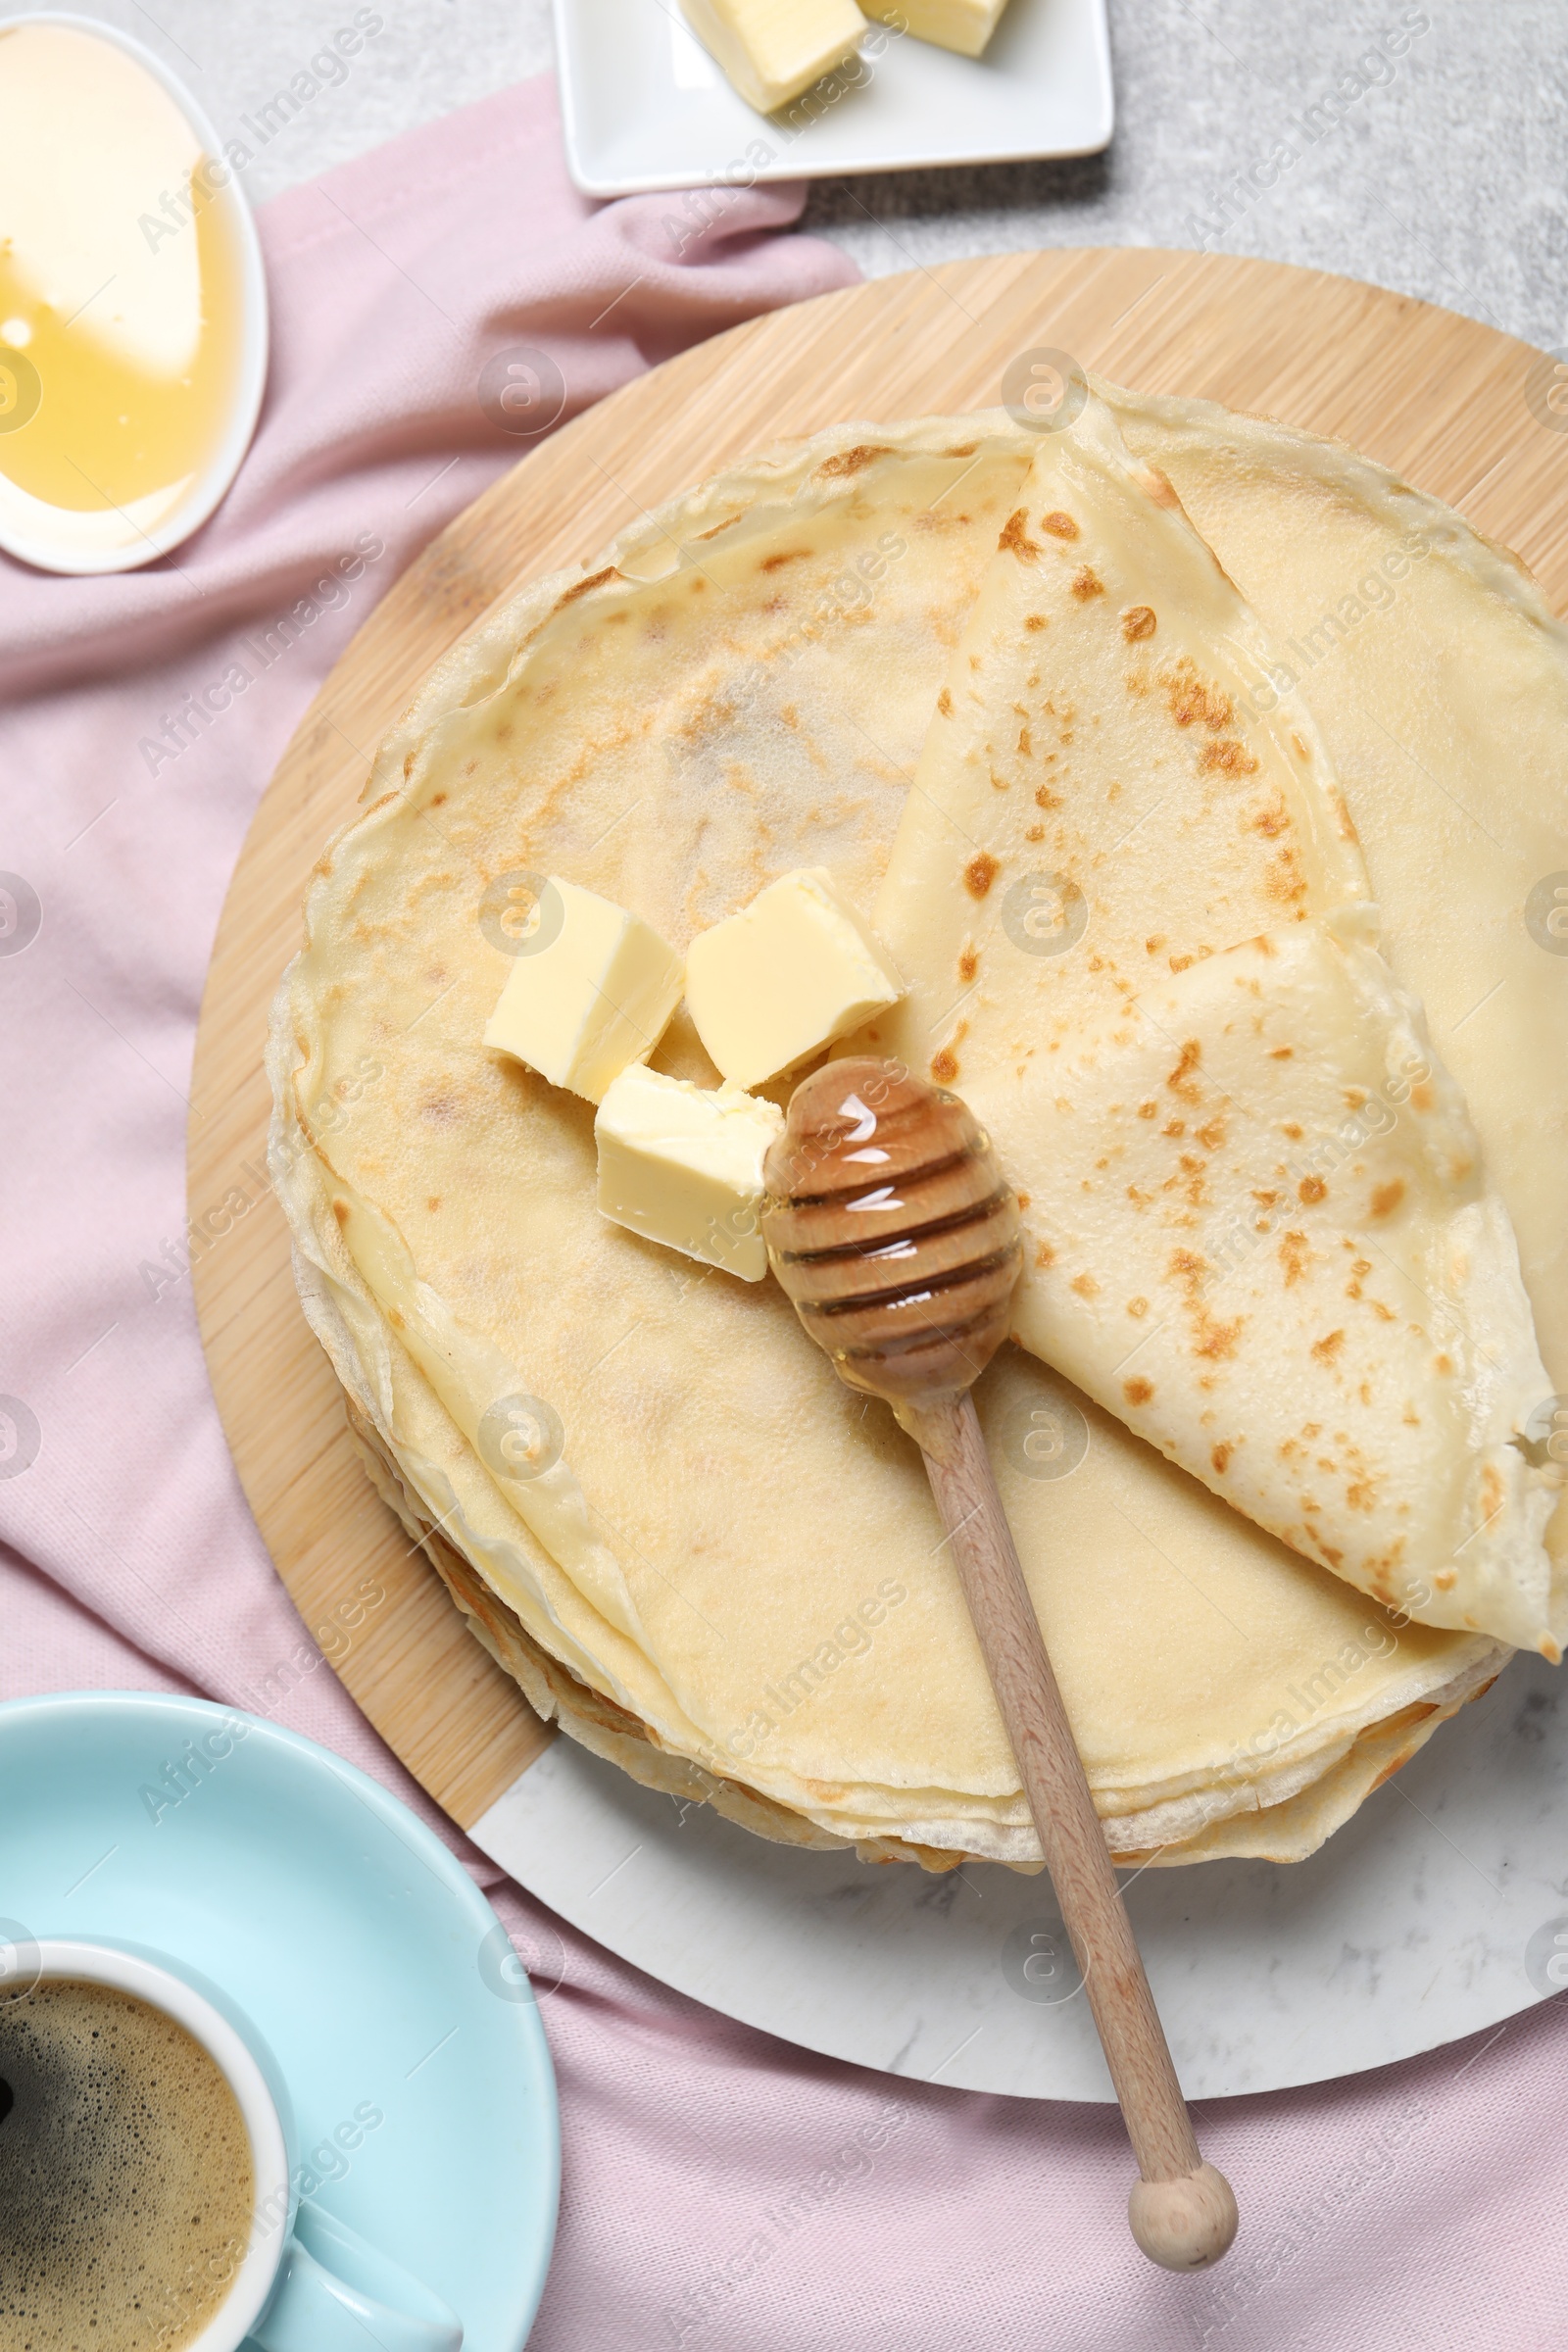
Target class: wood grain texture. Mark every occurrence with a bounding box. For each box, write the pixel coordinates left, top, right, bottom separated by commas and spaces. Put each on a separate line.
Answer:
188, 247, 1568, 1835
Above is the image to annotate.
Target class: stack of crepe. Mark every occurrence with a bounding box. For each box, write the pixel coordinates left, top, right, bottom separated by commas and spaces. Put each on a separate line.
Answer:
269, 383, 1568, 1868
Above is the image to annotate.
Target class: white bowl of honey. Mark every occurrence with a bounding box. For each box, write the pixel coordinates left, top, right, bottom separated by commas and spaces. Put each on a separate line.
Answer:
0, 13, 269, 574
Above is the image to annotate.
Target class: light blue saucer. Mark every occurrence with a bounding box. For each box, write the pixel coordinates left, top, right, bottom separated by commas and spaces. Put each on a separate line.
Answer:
0, 1691, 560, 2350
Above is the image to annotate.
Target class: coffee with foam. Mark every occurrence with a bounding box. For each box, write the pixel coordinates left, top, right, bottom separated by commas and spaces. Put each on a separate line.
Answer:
0, 1979, 255, 2352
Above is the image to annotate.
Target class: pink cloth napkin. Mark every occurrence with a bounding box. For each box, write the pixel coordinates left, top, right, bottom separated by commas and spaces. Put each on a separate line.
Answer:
2, 71, 1563, 2352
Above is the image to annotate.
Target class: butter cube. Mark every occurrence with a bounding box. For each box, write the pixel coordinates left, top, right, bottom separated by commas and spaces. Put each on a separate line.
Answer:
684, 866, 904, 1091
679, 0, 866, 115
861, 0, 1009, 56
483, 876, 682, 1105
595, 1064, 784, 1282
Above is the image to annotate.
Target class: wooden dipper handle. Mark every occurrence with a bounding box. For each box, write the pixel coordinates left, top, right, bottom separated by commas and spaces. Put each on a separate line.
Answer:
762, 1057, 1238, 2273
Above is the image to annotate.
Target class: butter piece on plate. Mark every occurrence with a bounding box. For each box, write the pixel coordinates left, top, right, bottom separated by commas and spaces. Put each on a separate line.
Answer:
595, 1064, 784, 1281
861, 0, 1010, 56
678, 0, 866, 114
483, 876, 682, 1105
685, 866, 905, 1091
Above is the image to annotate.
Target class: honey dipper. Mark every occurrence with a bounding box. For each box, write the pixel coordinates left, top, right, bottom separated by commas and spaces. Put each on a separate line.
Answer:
761, 1056, 1238, 2272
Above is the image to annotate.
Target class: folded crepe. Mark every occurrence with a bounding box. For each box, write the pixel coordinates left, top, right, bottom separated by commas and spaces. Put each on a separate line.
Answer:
868, 395, 1559, 1654
269, 398, 1563, 1871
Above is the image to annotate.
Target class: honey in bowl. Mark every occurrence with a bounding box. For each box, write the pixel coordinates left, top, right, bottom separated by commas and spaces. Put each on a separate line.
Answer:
0, 19, 261, 572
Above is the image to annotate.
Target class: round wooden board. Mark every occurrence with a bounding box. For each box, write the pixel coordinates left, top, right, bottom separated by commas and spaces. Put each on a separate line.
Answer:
189, 245, 1568, 1837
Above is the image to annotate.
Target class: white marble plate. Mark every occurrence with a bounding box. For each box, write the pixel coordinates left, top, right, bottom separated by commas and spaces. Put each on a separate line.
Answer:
551, 0, 1113, 199
470, 1648, 1568, 2100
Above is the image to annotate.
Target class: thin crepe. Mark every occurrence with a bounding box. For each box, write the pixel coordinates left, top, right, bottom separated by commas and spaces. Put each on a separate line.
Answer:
868, 395, 1558, 1652
1110, 382, 1568, 1644
269, 403, 1554, 1869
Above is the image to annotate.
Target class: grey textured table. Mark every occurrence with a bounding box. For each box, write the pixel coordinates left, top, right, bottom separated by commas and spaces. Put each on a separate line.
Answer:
62, 0, 1568, 350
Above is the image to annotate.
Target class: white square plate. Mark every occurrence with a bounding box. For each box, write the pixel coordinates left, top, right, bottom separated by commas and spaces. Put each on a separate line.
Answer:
552, 0, 1113, 198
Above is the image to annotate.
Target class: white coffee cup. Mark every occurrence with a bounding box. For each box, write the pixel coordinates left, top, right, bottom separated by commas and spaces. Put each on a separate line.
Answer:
7, 1939, 463, 2352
